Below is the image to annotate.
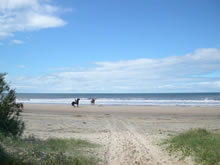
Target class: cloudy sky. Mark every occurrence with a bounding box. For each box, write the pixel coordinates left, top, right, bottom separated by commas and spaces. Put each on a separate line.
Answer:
0, 0, 220, 93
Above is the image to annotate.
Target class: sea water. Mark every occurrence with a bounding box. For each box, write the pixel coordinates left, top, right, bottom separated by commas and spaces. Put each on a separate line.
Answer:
16, 93, 220, 106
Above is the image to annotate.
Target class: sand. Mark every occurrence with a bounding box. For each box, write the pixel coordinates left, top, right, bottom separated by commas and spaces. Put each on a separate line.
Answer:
22, 104, 220, 165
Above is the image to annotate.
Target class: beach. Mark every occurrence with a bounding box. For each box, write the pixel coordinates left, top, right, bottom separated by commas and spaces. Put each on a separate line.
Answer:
22, 104, 220, 165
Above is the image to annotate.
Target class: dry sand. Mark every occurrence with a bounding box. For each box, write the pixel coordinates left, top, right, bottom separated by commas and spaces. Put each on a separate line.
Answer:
22, 104, 220, 165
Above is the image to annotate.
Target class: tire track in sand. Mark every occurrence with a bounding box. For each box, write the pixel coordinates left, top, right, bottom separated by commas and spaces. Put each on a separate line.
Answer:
105, 116, 187, 165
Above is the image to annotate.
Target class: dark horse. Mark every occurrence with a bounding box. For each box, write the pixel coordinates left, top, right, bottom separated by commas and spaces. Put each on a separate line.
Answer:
72, 98, 80, 107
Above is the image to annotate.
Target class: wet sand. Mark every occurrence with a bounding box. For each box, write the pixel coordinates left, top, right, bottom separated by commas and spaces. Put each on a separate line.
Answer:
22, 104, 220, 165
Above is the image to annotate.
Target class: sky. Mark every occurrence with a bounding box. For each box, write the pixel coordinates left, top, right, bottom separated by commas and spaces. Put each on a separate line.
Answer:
0, 0, 220, 93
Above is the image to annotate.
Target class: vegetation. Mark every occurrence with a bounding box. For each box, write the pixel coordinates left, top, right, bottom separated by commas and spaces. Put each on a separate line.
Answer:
163, 128, 220, 165
0, 134, 99, 165
0, 74, 100, 164
0, 73, 24, 137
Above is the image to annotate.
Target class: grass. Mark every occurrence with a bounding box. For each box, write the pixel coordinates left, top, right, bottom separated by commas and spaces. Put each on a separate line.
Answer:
0, 134, 99, 165
162, 128, 220, 165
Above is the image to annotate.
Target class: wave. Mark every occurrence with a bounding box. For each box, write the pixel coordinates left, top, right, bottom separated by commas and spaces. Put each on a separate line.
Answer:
16, 98, 220, 106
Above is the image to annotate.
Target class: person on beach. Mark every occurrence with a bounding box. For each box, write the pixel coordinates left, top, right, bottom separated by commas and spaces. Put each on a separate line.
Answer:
72, 98, 80, 107
91, 98, 95, 105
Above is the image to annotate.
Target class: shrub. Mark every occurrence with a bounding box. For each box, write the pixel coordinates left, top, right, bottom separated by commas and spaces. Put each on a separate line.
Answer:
0, 134, 98, 165
0, 73, 24, 137
163, 128, 220, 165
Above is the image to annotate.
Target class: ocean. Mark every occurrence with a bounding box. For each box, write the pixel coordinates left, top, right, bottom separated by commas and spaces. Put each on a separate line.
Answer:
16, 93, 220, 106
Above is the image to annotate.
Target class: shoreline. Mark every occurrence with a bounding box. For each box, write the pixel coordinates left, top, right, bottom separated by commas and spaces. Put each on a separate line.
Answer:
22, 103, 220, 112
16, 93, 220, 107
21, 102, 220, 107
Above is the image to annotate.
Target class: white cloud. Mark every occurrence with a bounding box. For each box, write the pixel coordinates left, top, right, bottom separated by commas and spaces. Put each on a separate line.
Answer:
0, 0, 37, 9
215, 81, 220, 88
7, 48, 220, 93
0, 0, 67, 39
16, 65, 25, 68
11, 39, 23, 44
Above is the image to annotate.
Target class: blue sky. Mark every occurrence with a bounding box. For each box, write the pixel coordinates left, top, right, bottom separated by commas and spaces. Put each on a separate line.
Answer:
0, 0, 220, 93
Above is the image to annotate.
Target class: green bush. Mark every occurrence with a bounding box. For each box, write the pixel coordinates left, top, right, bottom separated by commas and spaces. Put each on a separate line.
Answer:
163, 128, 220, 165
0, 144, 10, 164
0, 135, 98, 165
0, 73, 24, 137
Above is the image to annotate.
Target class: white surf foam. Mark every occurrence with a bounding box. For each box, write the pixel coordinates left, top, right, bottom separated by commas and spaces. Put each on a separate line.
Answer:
16, 98, 220, 106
